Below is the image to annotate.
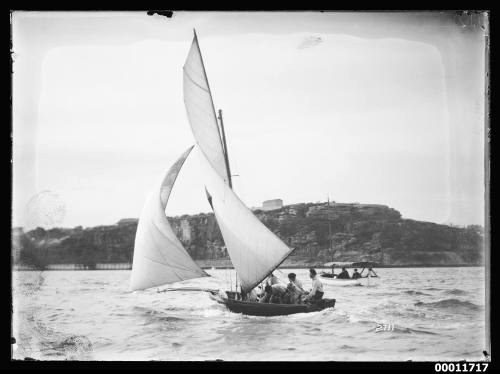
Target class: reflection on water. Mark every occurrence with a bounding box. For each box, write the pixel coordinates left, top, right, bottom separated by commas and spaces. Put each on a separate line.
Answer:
12, 267, 486, 361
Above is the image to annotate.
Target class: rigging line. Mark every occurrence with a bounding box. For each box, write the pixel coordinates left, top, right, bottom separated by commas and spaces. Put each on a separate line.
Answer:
229, 269, 232, 292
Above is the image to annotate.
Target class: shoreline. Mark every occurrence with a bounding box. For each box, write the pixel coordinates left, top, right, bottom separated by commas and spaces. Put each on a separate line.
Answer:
13, 263, 485, 271
210, 264, 485, 269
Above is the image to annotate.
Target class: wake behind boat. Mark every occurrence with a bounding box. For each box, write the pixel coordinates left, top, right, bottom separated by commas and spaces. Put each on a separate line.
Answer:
129, 30, 336, 316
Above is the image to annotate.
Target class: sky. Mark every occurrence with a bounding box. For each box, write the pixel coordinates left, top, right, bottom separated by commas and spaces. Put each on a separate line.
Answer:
11, 11, 488, 229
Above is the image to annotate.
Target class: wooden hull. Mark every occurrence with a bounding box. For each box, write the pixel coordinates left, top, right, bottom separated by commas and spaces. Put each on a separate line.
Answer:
320, 273, 362, 286
210, 291, 335, 316
321, 278, 362, 286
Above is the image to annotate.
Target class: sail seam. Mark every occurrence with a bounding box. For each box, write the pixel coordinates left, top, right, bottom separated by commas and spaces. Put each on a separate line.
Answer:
183, 68, 210, 94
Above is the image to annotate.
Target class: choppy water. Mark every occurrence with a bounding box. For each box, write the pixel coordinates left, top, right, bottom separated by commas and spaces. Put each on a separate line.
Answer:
12, 267, 487, 361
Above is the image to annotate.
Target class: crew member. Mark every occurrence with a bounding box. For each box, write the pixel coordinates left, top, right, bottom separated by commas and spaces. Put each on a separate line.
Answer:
305, 268, 324, 303
336, 267, 350, 279
352, 268, 361, 279
286, 272, 306, 304
266, 272, 280, 286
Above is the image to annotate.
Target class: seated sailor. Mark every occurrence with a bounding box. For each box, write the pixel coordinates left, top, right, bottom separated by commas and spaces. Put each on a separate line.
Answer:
266, 272, 280, 286
247, 287, 260, 302
352, 268, 361, 279
336, 267, 351, 279
258, 283, 286, 303
362, 267, 378, 278
259, 285, 273, 303
286, 272, 306, 304
270, 283, 287, 304
305, 268, 324, 303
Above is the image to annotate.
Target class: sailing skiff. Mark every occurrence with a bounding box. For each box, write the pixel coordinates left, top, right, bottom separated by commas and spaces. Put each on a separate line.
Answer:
209, 291, 336, 317
130, 30, 335, 316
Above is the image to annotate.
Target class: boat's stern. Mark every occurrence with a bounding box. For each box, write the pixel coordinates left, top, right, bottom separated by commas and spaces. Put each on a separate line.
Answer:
318, 298, 336, 309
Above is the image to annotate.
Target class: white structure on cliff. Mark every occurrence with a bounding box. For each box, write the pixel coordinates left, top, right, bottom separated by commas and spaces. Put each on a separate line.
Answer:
117, 218, 139, 225
261, 199, 283, 211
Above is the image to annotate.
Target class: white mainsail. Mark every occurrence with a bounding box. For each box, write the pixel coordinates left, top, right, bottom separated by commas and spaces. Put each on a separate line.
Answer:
183, 31, 294, 293
130, 146, 209, 291
183, 31, 230, 185
197, 148, 294, 293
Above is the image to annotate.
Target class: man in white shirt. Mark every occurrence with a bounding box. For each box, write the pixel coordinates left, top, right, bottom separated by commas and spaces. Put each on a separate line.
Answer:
286, 272, 306, 304
305, 268, 324, 303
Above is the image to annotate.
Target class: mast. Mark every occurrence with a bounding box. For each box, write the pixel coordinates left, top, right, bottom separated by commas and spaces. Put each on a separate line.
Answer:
218, 109, 233, 189
328, 196, 333, 274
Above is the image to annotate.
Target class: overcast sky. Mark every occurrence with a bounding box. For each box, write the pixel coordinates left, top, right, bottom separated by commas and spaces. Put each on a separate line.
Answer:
12, 11, 487, 229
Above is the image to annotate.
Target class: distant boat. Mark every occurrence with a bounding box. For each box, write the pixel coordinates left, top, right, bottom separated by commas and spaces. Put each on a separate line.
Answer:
321, 201, 365, 286
130, 30, 335, 316
320, 261, 379, 286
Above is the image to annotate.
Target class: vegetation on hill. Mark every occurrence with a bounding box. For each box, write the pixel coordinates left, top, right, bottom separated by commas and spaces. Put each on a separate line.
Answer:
12, 202, 484, 269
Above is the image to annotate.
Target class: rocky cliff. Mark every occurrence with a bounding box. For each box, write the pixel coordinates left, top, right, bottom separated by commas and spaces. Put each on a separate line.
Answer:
12, 202, 485, 268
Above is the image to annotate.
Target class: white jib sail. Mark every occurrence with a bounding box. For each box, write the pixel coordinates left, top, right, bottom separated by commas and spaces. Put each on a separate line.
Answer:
197, 148, 294, 293
130, 146, 209, 291
183, 32, 230, 185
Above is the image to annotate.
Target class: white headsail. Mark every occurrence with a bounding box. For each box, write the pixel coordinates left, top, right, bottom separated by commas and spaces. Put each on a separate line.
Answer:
197, 148, 294, 293
130, 146, 209, 291
183, 31, 230, 185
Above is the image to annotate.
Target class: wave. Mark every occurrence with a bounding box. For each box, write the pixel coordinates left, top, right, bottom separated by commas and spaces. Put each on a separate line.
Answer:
40, 335, 94, 359
392, 326, 438, 335
133, 302, 227, 322
54, 335, 93, 352
404, 290, 431, 296
339, 344, 356, 349
444, 289, 467, 296
132, 306, 186, 323
81, 280, 108, 286
366, 300, 427, 319
414, 299, 483, 312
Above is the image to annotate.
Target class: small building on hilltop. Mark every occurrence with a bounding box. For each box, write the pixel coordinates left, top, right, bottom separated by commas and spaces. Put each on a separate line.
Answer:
261, 199, 283, 211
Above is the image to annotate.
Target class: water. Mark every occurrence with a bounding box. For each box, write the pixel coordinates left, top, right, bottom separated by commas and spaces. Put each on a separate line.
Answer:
12, 267, 487, 361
